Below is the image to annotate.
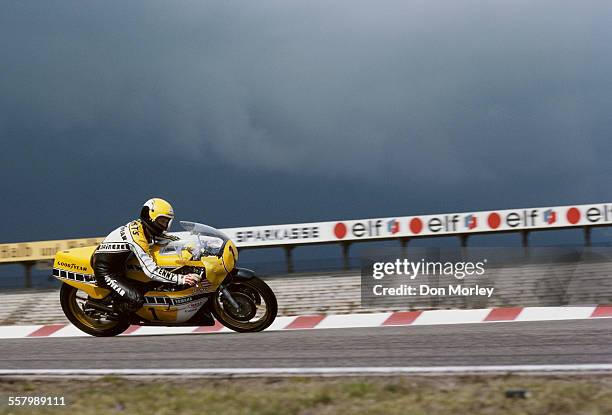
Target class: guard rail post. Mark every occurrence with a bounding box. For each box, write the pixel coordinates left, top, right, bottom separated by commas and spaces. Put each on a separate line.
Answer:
584, 226, 592, 247
521, 231, 529, 247
399, 237, 410, 256
341, 242, 351, 271
284, 246, 294, 273
22, 261, 33, 288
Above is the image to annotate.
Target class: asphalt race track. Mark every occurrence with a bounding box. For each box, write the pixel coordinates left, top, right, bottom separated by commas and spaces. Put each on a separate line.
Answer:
2, 319, 612, 371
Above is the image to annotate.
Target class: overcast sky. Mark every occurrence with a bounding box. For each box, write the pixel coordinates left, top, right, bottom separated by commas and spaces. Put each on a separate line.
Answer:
1, 1, 611, 245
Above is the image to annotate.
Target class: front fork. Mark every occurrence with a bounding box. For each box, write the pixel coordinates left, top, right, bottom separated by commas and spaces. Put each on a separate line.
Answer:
220, 285, 241, 311
217, 268, 256, 313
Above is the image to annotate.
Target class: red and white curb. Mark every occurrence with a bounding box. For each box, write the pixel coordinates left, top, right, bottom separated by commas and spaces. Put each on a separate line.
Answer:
2, 305, 612, 339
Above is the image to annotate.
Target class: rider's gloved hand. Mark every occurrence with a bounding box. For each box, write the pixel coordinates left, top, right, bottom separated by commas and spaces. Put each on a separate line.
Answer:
182, 273, 201, 286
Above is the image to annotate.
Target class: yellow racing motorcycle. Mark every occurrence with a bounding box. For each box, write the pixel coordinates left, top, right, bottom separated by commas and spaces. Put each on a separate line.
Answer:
53, 221, 277, 336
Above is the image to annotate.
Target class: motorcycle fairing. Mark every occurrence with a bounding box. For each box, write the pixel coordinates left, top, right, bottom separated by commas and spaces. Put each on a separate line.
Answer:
54, 251, 221, 323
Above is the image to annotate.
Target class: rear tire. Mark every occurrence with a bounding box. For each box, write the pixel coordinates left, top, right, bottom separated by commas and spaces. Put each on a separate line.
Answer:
60, 283, 130, 337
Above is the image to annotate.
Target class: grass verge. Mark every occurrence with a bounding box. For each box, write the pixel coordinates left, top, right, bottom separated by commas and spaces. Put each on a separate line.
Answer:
1, 374, 612, 415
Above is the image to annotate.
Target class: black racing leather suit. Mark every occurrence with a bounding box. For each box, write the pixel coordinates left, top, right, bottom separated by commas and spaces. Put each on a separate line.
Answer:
92, 219, 186, 314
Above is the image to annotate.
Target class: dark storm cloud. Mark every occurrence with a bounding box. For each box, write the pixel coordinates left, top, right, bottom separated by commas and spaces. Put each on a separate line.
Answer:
1, 0, 611, 243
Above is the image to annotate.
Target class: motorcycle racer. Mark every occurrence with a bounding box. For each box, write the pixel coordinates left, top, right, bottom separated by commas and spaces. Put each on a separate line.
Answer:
92, 198, 201, 316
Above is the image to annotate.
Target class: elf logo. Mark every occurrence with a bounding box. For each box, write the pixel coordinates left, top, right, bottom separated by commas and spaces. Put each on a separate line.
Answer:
334, 220, 383, 239
543, 209, 557, 225
464, 214, 477, 230
387, 219, 400, 235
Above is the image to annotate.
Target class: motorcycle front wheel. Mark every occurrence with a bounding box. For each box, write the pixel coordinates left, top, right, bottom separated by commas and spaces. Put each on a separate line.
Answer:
60, 283, 130, 337
211, 277, 277, 333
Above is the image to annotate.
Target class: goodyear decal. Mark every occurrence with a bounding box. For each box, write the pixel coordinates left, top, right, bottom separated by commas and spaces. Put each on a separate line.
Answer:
56, 261, 88, 272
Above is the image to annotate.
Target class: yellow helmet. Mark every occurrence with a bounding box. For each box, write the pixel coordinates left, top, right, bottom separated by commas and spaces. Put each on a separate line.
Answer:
140, 198, 175, 236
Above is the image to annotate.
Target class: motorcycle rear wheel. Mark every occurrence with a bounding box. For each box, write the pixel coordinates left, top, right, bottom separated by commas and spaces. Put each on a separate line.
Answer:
60, 283, 130, 337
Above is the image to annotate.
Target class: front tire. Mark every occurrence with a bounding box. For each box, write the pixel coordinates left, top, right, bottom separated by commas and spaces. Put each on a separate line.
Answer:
60, 283, 130, 337
212, 277, 277, 333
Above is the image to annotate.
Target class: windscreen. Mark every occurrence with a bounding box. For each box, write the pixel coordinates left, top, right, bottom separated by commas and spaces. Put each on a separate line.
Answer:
159, 221, 228, 258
